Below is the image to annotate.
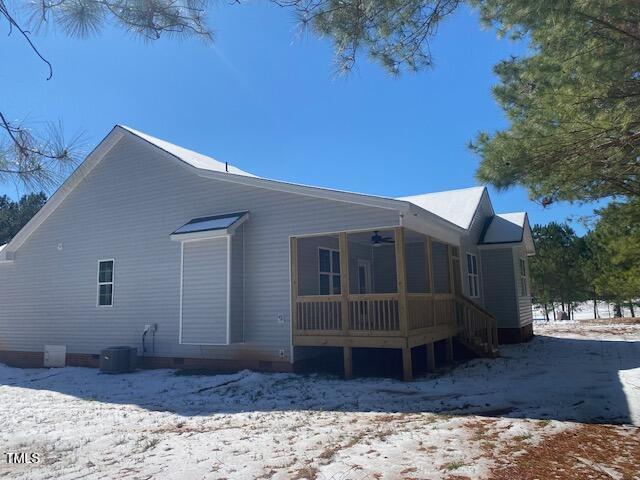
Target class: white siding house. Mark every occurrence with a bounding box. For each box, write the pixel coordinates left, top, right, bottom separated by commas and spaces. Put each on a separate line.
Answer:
0, 126, 535, 376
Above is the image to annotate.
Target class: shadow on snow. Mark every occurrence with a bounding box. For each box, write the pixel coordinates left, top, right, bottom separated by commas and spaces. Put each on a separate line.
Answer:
0, 335, 637, 425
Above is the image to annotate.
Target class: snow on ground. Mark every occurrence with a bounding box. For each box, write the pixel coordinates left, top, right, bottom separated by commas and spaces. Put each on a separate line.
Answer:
533, 300, 637, 320
0, 321, 639, 479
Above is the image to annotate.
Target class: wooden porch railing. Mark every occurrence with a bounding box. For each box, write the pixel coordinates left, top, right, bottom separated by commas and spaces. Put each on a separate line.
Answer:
295, 293, 403, 335
348, 293, 400, 332
294, 292, 498, 356
455, 295, 499, 357
295, 292, 458, 336
295, 295, 343, 332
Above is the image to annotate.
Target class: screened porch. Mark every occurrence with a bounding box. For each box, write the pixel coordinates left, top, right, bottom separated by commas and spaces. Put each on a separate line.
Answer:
290, 227, 498, 380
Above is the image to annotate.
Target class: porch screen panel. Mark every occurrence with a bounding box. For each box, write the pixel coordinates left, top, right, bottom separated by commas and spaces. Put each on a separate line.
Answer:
181, 238, 228, 344
406, 240, 428, 293
431, 241, 451, 294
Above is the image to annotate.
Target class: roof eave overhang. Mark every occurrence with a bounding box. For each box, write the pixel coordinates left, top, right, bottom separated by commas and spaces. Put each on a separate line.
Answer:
401, 204, 465, 246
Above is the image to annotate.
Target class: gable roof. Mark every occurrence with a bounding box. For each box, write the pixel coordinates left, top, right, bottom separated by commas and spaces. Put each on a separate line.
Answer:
480, 212, 535, 254
120, 126, 256, 177
397, 186, 488, 229
0, 126, 516, 260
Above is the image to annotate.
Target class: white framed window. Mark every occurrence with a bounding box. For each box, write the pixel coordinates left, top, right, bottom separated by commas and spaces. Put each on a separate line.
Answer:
519, 257, 528, 296
466, 252, 479, 298
318, 248, 341, 295
97, 259, 114, 307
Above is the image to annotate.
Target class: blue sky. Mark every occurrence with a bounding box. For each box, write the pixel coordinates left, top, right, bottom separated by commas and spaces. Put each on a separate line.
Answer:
1, 3, 600, 233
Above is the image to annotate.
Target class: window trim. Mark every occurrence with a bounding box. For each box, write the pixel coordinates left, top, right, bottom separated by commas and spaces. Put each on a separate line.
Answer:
318, 247, 341, 295
466, 252, 480, 298
519, 257, 529, 297
97, 259, 115, 308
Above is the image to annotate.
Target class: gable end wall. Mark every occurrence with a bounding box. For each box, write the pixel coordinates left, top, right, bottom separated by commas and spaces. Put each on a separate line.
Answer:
0, 136, 401, 363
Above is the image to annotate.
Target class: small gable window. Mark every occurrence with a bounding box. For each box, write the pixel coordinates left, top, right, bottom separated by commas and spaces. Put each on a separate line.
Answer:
466, 253, 479, 298
98, 260, 114, 307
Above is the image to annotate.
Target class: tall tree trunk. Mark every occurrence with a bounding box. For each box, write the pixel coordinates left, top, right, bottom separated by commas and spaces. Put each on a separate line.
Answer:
614, 303, 623, 318
629, 302, 635, 318
543, 303, 549, 321
593, 296, 598, 319
552, 303, 557, 321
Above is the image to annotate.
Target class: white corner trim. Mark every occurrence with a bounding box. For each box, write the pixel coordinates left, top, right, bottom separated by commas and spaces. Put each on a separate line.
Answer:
178, 241, 184, 344
226, 234, 231, 345
171, 229, 229, 242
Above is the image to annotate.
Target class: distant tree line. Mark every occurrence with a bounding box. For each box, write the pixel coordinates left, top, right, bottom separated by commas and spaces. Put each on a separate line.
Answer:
0, 193, 47, 245
530, 200, 640, 320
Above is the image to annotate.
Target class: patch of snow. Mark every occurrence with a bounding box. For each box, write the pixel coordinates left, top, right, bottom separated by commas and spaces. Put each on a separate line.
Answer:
533, 301, 637, 320
398, 186, 486, 229
119, 125, 257, 177
0, 323, 638, 478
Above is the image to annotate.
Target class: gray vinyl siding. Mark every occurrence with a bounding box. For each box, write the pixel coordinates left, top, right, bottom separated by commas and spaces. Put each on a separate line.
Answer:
513, 246, 533, 326
230, 224, 244, 343
181, 238, 228, 344
480, 248, 518, 328
0, 134, 400, 362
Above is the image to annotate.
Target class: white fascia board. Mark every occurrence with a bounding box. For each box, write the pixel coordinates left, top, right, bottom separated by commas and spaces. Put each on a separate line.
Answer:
400, 205, 464, 246
0, 127, 126, 261
171, 230, 229, 242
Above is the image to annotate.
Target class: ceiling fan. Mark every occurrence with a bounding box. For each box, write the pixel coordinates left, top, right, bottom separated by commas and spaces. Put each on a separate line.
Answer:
371, 230, 394, 247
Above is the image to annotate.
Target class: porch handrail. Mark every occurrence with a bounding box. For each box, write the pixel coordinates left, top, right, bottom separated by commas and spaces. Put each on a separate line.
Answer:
455, 294, 499, 356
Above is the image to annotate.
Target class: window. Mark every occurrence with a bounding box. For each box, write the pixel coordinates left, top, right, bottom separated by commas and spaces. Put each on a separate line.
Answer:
466, 253, 479, 298
98, 260, 114, 306
318, 248, 340, 295
519, 257, 528, 296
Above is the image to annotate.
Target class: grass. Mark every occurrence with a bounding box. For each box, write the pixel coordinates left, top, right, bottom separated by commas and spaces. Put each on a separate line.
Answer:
444, 460, 466, 471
